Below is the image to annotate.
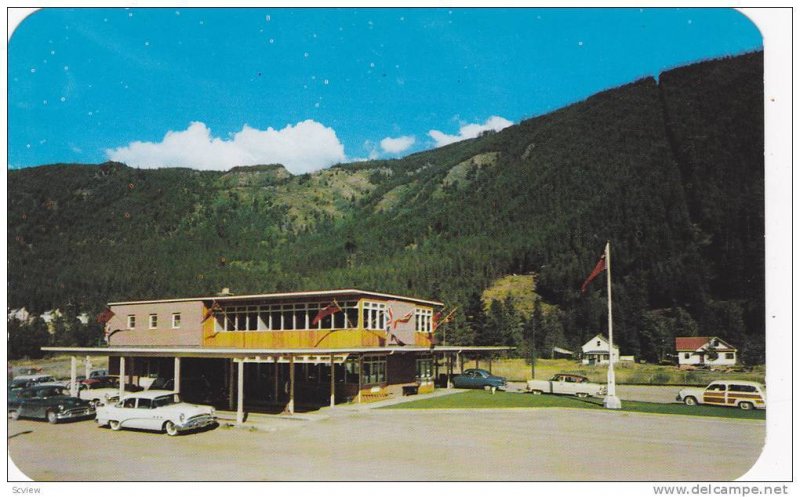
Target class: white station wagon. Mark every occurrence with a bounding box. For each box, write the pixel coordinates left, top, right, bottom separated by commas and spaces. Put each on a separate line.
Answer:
96, 391, 217, 436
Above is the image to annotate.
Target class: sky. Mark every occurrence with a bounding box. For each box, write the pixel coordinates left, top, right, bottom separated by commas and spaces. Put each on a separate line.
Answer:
8, 7, 763, 173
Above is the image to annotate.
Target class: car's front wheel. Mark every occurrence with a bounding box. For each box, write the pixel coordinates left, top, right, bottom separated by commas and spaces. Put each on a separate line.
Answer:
109, 420, 121, 431
46, 410, 58, 424
531, 390, 543, 395
684, 396, 698, 406
164, 421, 179, 436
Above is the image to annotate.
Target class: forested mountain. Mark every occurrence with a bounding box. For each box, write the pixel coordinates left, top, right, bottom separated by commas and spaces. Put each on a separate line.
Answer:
7, 52, 765, 363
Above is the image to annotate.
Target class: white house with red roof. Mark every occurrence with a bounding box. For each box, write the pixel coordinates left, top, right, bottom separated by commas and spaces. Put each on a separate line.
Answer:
675, 336, 737, 366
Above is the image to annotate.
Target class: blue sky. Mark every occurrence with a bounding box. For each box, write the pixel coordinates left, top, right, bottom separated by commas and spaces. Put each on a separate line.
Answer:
8, 8, 762, 173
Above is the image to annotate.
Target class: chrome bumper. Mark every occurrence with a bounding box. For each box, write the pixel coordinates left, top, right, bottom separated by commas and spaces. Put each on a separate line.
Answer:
56, 407, 96, 420
178, 414, 216, 431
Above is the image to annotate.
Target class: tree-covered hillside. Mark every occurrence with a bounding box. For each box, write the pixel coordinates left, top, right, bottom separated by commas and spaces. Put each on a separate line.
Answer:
7, 52, 765, 363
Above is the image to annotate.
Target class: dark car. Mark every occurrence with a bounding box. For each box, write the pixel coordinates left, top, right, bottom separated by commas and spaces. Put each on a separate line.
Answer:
452, 369, 507, 390
9, 385, 95, 424
8, 374, 56, 391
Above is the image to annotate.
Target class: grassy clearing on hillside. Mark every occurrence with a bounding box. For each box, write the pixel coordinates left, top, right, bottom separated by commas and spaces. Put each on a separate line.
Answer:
385, 390, 766, 420
470, 358, 765, 386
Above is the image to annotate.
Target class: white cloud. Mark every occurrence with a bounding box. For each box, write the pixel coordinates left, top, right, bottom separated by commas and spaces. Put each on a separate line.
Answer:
428, 116, 514, 148
380, 135, 415, 154
106, 120, 346, 174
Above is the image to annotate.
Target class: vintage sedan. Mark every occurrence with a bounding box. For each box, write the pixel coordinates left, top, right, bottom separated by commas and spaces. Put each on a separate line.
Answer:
78, 377, 143, 406
452, 369, 507, 390
677, 380, 766, 410
526, 373, 607, 398
9, 385, 95, 423
96, 391, 217, 436
9, 374, 56, 391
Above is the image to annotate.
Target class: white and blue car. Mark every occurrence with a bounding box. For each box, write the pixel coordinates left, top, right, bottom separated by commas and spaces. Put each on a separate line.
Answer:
96, 391, 217, 436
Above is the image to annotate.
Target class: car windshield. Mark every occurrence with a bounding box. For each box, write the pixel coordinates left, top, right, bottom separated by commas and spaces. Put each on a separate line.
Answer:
152, 394, 181, 408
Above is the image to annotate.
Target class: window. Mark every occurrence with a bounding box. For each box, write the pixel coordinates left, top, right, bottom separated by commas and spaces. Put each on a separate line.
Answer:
344, 358, 360, 384
149, 314, 158, 329
362, 302, 387, 330
596, 340, 601, 347
416, 357, 433, 380
137, 398, 152, 409
707, 384, 726, 392
127, 315, 136, 329
362, 356, 387, 385
415, 308, 433, 332
122, 398, 136, 408
171, 313, 181, 329
684, 353, 691, 359
728, 384, 756, 393
725, 352, 734, 359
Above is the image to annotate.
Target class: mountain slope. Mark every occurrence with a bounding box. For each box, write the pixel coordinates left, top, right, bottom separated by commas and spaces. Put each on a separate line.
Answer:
7, 52, 764, 362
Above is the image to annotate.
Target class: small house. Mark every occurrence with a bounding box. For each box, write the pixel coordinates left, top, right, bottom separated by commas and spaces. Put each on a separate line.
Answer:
675, 336, 737, 366
581, 334, 620, 365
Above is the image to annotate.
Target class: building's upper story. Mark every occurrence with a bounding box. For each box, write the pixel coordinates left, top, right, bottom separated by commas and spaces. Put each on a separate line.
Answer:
104, 289, 443, 350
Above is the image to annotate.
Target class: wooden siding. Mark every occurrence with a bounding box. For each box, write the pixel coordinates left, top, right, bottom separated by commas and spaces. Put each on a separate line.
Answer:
203, 322, 388, 349
414, 332, 435, 347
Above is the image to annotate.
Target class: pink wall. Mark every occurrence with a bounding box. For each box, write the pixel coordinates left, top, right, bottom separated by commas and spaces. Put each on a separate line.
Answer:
107, 301, 204, 347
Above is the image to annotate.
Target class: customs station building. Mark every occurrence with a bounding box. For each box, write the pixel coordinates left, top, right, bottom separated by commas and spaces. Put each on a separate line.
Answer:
46, 289, 505, 423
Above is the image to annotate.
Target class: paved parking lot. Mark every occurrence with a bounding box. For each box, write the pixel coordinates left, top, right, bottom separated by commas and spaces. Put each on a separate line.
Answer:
9, 407, 764, 481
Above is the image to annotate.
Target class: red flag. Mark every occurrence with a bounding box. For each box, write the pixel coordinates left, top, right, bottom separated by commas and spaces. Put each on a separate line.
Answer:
393, 310, 413, 329
581, 254, 606, 293
312, 302, 342, 326
432, 307, 458, 332
202, 301, 223, 322
96, 308, 115, 324
385, 307, 413, 330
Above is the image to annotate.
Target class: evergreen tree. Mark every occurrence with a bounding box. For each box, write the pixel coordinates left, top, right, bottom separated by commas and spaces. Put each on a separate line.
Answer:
481, 299, 506, 347
463, 292, 486, 346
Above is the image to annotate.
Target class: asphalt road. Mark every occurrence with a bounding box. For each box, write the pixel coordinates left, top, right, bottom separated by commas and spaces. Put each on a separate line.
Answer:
9, 407, 764, 481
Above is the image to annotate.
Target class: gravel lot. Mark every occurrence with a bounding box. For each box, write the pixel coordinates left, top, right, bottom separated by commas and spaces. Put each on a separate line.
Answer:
9, 407, 764, 481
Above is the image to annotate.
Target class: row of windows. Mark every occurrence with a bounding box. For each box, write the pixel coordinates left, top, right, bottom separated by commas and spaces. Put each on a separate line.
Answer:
123, 302, 434, 333
127, 313, 180, 329
213, 301, 431, 333
341, 355, 433, 385
214, 302, 360, 332
683, 352, 735, 360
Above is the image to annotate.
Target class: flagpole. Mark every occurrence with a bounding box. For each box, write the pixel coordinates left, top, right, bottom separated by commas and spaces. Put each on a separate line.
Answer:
604, 241, 622, 409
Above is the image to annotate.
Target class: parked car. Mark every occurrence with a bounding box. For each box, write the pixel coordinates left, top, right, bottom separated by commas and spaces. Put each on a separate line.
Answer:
147, 376, 227, 404
9, 385, 95, 423
78, 377, 143, 406
452, 369, 507, 390
89, 369, 108, 378
526, 373, 607, 398
676, 380, 766, 410
95, 391, 217, 436
9, 374, 56, 391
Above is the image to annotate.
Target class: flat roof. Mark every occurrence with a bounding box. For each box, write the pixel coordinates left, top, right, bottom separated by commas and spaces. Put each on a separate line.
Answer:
42, 345, 511, 357
108, 289, 444, 307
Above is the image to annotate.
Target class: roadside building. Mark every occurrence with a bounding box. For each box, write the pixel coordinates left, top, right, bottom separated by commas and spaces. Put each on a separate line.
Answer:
675, 336, 737, 366
44, 289, 506, 422
581, 334, 620, 365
